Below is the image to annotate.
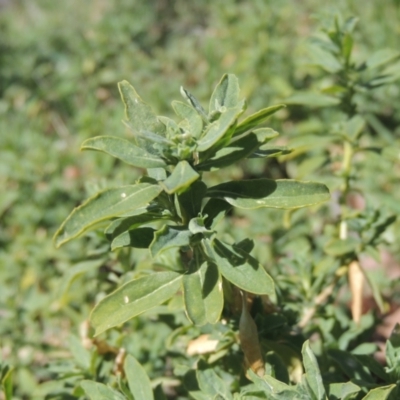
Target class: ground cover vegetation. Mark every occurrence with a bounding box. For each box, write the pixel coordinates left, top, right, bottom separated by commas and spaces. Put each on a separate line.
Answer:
1, 1, 400, 399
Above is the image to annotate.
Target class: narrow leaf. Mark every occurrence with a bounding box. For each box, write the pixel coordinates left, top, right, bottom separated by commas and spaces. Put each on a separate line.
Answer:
90, 271, 182, 335
150, 225, 192, 257
183, 261, 223, 325
207, 179, 330, 210
118, 80, 165, 135
202, 238, 275, 296
124, 355, 154, 400
54, 183, 162, 247
172, 100, 203, 139
197, 107, 241, 152
161, 161, 200, 194
386, 324, 400, 370
302, 341, 327, 400
234, 105, 285, 136
80, 381, 126, 400
180, 87, 209, 122
209, 74, 240, 113
105, 213, 166, 241
81, 136, 166, 168
197, 132, 261, 171
361, 385, 396, 400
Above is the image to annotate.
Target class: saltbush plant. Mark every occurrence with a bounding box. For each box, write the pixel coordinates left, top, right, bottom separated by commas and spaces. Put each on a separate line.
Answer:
51, 50, 400, 398
1, 2, 400, 399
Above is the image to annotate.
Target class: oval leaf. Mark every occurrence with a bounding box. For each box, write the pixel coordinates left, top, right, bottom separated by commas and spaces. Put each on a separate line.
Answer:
118, 80, 165, 135
124, 355, 154, 400
209, 73, 240, 113
90, 271, 182, 335
302, 341, 327, 400
54, 183, 162, 247
207, 179, 330, 210
183, 261, 223, 325
81, 136, 166, 168
202, 239, 275, 296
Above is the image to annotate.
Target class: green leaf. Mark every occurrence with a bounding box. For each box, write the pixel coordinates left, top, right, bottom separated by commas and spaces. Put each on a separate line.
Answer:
90, 271, 182, 335
178, 180, 207, 221
328, 349, 372, 382
250, 145, 292, 159
54, 183, 162, 247
202, 238, 275, 296
328, 382, 361, 400
150, 225, 192, 257
248, 370, 297, 400
81, 136, 166, 168
172, 100, 203, 139
265, 351, 290, 384
1, 365, 13, 400
68, 334, 91, 370
366, 49, 400, 70
386, 324, 400, 371
302, 341, 327, 400
324, 237, 360, 256
80, 380, 127, 400
124, 355, 154, 400
197, 107, 242, 152
183, 261, 223, 325
197, 132, 261, 171
111, 227, 155, 250
362, 269, 386, 314
234, 105, 285, 136
285, 92, 340, 108
209, 74, 240, 113
105, 213, 166, 241
362, 385, 396, 400
308, 45, 343, 73
180, 87, 209, 122
57, 259, 105, 306
345, 115, 365, 140
202, 198, 232, 229
161, 161, 200, 194
118, 80, 165, 135
148, 167, 167, 181
196, 360, 233, 400
207, 179, 330, 210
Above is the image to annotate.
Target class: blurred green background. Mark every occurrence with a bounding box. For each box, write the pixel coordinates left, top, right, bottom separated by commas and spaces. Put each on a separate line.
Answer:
1, 0, 399, 398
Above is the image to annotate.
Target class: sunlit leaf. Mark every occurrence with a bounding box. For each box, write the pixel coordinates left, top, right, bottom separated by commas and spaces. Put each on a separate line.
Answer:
81, 136, 166, 168
90, 271, 182, 335
207, 179, 330, 209
54, 183, 162, 247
